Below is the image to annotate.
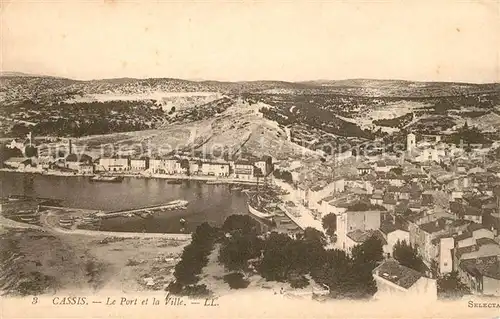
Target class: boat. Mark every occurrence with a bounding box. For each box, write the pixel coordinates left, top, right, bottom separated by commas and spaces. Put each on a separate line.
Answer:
231, 186, 243, 192
90, 175, 124, 183
248, 204, 275, 220
247, 194, 276, 220
206, 180, 223, 185
167, 179, 183, 184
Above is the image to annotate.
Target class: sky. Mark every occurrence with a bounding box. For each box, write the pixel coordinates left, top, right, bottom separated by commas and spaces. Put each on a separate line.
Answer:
1, 0, 500, 83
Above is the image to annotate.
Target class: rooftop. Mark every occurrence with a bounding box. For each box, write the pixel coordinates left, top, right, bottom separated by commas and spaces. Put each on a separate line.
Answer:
476, 238, 498, 246
347, 229, 387, 245
464, 206, 482, 217
454, 232, 472, 242
373, 259, 424, 289
459, 256, 500, 280
467, 223, 487, 232
379, 221, 408, 235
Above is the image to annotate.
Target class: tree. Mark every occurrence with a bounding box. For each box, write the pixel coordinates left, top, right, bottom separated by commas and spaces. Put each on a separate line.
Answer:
223, 272, 249, 289
351, 235, 383, 270
437, 271, 470, 299
219, 232, 262, 271
322, 213, 337, 237
171, 222, 222, 290
311, 248, 377, 299
258, 232, 309, 282
393, 240, 426, 273
222, 214, 259, 235
300, 227, 327, 247
24, 145, 38, 158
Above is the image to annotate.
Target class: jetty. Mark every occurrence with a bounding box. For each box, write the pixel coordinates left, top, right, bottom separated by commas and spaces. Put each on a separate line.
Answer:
96, 200, 189, 218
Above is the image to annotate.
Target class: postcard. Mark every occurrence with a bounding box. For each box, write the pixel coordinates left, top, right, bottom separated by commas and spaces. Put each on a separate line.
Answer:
1, 0, 499, 318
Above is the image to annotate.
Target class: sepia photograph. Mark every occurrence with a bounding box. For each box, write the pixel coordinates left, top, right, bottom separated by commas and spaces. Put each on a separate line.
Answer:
0, 0, 499, 318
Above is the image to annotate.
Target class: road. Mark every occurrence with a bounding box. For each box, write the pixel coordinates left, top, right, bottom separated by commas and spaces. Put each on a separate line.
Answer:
273, 179, 325, 233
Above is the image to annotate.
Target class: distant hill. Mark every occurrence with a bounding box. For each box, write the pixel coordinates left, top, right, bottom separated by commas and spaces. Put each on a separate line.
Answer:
298, 78, 500, 98
0, 71, 64, 78
1, 73, 499, 106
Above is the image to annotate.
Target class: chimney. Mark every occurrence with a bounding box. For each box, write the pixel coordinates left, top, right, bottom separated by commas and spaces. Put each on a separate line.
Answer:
69, 139, 72, 155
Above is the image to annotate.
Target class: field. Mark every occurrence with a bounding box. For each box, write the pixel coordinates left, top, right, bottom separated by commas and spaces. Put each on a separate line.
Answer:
0, 227, 188, 296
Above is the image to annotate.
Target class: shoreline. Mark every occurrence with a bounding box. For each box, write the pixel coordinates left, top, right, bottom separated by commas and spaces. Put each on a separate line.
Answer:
0, 168, 264, 186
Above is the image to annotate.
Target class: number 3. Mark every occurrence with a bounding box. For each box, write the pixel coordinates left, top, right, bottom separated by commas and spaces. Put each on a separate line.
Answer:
32, 297, 38, 304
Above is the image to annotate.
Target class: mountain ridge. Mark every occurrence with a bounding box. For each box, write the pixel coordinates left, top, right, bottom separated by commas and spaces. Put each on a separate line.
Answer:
1, 71, 498, 86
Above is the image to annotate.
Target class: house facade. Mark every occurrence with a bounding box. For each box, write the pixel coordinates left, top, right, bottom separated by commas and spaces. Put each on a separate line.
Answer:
99, 157, 129, 172
372, 259, 437, 301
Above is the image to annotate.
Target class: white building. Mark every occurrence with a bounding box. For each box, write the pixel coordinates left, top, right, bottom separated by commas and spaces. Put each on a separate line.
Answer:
130, 158, 148, 171
254, 156, 273, 177
407, 133, 416, 153
438, 237, 455, 274
99, 157, 129, 172
200, 161, 230, 177
379, 223, 410, 258
373, 259, 437, 301
149, 158, 179, 174
337, 207, 382, 252
233, 160, 255, 180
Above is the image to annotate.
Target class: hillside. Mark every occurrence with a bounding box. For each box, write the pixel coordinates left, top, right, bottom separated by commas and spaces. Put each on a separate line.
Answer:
1, 75, 499, 106
1, 74, 499, 151
299, 79, 500, 98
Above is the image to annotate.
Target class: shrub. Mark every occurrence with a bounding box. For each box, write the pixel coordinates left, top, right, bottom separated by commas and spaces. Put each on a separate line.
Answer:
182, 284, 211, 297
288, 274, 309, 289
223, 272, 250, 289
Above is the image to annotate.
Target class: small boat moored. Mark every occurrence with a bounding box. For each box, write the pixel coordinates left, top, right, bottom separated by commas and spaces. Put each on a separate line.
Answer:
90, 175, 124, 183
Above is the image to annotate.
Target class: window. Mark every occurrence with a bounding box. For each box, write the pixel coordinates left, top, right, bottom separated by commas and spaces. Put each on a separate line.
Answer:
444, 262, 448, 266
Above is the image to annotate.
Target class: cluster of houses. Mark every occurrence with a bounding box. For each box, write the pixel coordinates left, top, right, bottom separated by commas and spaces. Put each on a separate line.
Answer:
3, 144, 274, 181
279, 133, 500, 298
96, 155, 273, 180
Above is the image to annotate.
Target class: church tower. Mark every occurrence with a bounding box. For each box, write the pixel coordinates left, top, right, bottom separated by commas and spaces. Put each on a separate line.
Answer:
407, 133, 416, 152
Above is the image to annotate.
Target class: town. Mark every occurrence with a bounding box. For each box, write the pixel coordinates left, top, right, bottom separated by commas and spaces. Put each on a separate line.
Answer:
2, 133, 275, 183
2, 126, 500, 299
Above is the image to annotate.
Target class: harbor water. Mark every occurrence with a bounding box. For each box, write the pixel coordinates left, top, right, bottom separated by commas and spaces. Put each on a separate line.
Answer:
0, 171, 251, 233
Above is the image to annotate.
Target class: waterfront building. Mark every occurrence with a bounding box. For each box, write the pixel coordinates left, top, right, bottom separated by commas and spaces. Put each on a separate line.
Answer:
98, 157, 130, 172
36, 156, 55, 170
233, 160, 255, 180
130, 158, 149, 171
65, 153, 93, 173
78, 164, 94, 175
254, 155, 273, 177
200, 161, 230, 177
